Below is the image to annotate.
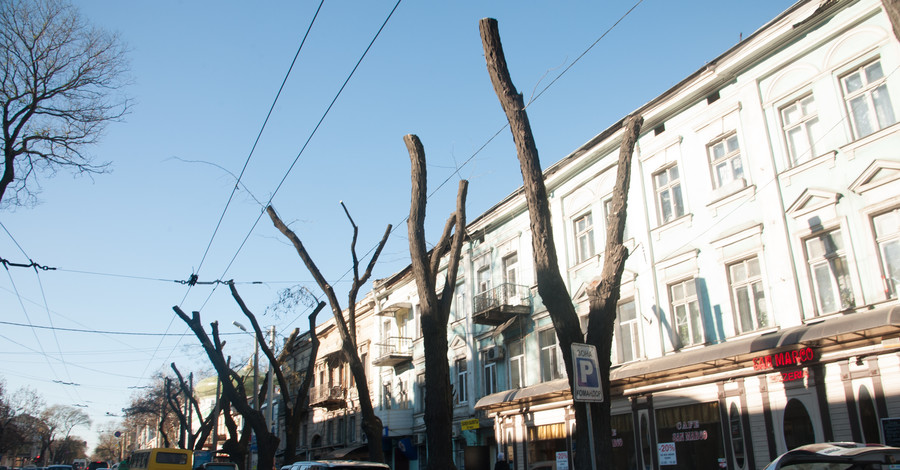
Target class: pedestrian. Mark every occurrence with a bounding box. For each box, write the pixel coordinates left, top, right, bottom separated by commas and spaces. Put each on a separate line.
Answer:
494, 452, 510, 470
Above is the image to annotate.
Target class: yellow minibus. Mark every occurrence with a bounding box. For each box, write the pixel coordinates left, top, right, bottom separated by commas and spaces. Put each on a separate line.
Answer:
129, 448, 192, 470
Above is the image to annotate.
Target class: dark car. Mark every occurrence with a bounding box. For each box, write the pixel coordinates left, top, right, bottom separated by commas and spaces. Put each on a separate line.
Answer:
87, 462, 108, 470
763, 442, 900, 469
198, 464, 237, 470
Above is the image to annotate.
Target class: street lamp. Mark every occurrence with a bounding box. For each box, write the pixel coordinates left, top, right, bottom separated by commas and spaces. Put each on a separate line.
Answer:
232, 321, 260, 412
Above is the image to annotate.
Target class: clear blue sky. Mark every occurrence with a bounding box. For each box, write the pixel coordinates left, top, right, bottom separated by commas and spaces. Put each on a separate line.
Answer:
1, 0, 793, 452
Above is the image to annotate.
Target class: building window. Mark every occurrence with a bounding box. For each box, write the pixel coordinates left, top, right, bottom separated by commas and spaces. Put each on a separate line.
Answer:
348, 416, 356, 443
483, 360, 497, 396
455, 358, 468, 404
326, 421, 333, 445
805, 228, 855, 314
729, 256, 769, 333
416, 373, 426, 413
503, 252, 518, 285
574, 213, 596, 263
671, 279, 703, 347
873, 208, 900, 298
538, 329, 563, 382
615, 299, 642, 363
842, 59, 896, 138
337, 418, 344, 444
781, 94, 822, 166
477, 266, 491, 295
453, 281, 467, 322
654, 165, 685, 224
708, 133, 743, 189
509, 339, 525, 389
382, 381, 392, 410
397, 378, 409, 409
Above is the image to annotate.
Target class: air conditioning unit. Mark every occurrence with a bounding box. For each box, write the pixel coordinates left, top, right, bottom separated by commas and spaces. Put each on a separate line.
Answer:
485, 345, 504, 361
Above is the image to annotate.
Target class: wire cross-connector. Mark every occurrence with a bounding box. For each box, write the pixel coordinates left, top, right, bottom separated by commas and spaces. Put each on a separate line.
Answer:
0, 256, 56, 271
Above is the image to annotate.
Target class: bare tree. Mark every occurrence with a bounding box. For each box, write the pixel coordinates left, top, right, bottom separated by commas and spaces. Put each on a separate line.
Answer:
404, 134, 468, 470
228, 282, 326, 464
0, 0, 130, 208
173, 306, 276, 470
168, 363, 220, 451
267, 203, 391, 463
480, 18, 642, 470
40, 404, 92, 463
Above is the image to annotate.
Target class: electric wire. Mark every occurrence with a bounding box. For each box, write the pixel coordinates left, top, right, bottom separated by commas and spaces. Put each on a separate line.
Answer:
0, 319, 244, 336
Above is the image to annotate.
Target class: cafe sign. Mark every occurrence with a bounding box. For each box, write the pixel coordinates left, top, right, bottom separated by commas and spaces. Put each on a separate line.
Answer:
752, 347, 816, 371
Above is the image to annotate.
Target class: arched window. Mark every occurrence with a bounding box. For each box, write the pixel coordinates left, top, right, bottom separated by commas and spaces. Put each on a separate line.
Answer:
858, 385, 881, 444
783, 398, 815, 450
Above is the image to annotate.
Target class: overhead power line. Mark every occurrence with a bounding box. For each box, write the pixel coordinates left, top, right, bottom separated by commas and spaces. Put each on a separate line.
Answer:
0, 319, 244, 337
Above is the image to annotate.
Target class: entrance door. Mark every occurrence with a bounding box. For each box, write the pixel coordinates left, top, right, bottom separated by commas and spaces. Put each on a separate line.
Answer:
768, 377, 823, 454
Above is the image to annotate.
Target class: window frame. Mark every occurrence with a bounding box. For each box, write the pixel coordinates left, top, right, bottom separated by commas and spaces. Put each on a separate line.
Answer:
779, 93, 821, 167
653, 164, 685, 225
840, 58, 897, 139
538, 328, 563, 382
508, 339, 525, 389
872, 207, 900, 299
728, 256, 769, 334
455, 357, 468, 405
803, 227, 856, 315
707, 132, 744, 189
483, 360, 497, 397
614, 299, 642, 363
669, 278, 704, 347
573, 212, 596, 264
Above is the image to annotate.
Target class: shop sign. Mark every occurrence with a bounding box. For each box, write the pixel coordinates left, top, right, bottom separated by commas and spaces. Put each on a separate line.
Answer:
460, 418, 480, 431
672, 420, 708, 442
658, 442, 677, 466
571, 343, 604, 402
556, 451, 569, 470
752, 347, 816, 371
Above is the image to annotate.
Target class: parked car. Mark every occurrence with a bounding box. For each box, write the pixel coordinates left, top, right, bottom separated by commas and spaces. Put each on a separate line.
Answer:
285, 462, 389, 470
764, 442, 900, 469
46, 465, 73, 470
198, 463, 237, 470
87, 462, 108, 470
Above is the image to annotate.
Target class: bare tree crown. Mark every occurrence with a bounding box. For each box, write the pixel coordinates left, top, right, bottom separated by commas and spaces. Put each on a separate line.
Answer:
1, 0, 131, 208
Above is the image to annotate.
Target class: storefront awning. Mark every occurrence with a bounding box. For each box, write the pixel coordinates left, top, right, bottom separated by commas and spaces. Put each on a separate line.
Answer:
611, 305, 900, 388
475, 305, 900, 413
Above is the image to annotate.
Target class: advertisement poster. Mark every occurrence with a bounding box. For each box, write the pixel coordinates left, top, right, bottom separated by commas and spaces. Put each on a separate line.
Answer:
658, 442, 677, 466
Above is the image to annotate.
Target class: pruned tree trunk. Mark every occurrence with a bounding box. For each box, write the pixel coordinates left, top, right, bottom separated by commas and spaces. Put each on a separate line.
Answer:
480, 17, 642, 470
170, 363, 220, 451
405, 134, 469, 470
267, 204, 391, 464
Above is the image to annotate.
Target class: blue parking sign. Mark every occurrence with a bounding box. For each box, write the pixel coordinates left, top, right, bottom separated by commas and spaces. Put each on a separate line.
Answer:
571, 343, 604, 402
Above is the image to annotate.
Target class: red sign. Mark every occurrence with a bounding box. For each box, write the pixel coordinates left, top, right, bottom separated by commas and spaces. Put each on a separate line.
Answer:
752, 347, 816, 371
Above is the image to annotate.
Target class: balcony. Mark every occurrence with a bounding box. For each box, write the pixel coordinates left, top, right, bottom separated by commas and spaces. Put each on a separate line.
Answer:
309, 385, 346, 410
372, 336, 413, 367
473, 283, 532, 326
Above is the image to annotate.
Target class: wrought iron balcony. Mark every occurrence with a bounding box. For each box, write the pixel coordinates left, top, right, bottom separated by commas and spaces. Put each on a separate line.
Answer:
473, 283, 532, 326
372, 336, 413, 367
309, 385, 346, 410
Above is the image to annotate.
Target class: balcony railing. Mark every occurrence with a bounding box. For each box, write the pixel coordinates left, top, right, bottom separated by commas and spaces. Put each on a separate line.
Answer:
372, 336, 413, 367
309, 385, 345, 409
473, 283, 532, 325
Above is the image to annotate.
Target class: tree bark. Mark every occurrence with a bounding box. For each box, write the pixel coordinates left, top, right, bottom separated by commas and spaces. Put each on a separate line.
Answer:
267, 205, 391, 463
480, 17, 642, 470
883, 0, 900, 42
405, 134, 468, 470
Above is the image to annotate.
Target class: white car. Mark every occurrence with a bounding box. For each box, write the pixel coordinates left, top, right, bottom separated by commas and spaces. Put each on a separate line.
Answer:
763, 442, 900, 470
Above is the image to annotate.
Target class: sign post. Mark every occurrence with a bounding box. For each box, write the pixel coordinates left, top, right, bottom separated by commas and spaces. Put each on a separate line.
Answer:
572, 343, 603, 470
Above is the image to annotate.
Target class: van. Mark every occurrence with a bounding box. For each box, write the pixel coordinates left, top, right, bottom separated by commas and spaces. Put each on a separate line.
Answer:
129, 449, 192, 470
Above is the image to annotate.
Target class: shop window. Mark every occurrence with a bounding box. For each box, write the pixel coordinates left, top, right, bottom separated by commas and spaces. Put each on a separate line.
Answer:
873, 208, 900, 298
509, 339, 525, 389
538, 329, 563, 382
527, 423, 567, 469
670, 279, 704, 347
858, 385, 881, 444
729, 256, 769, 333
615, 299, 642, 363
707, 133, 744, 189
654, 402, 725, 470
729, 403, 745, 469
804, 228, 855, 314
841, 59, 896, 139
780, 94, 822, 166
610, 413, 637, 469
654, 164, 685, 224
783, 398, 815, 450
573, 212, 596, 264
